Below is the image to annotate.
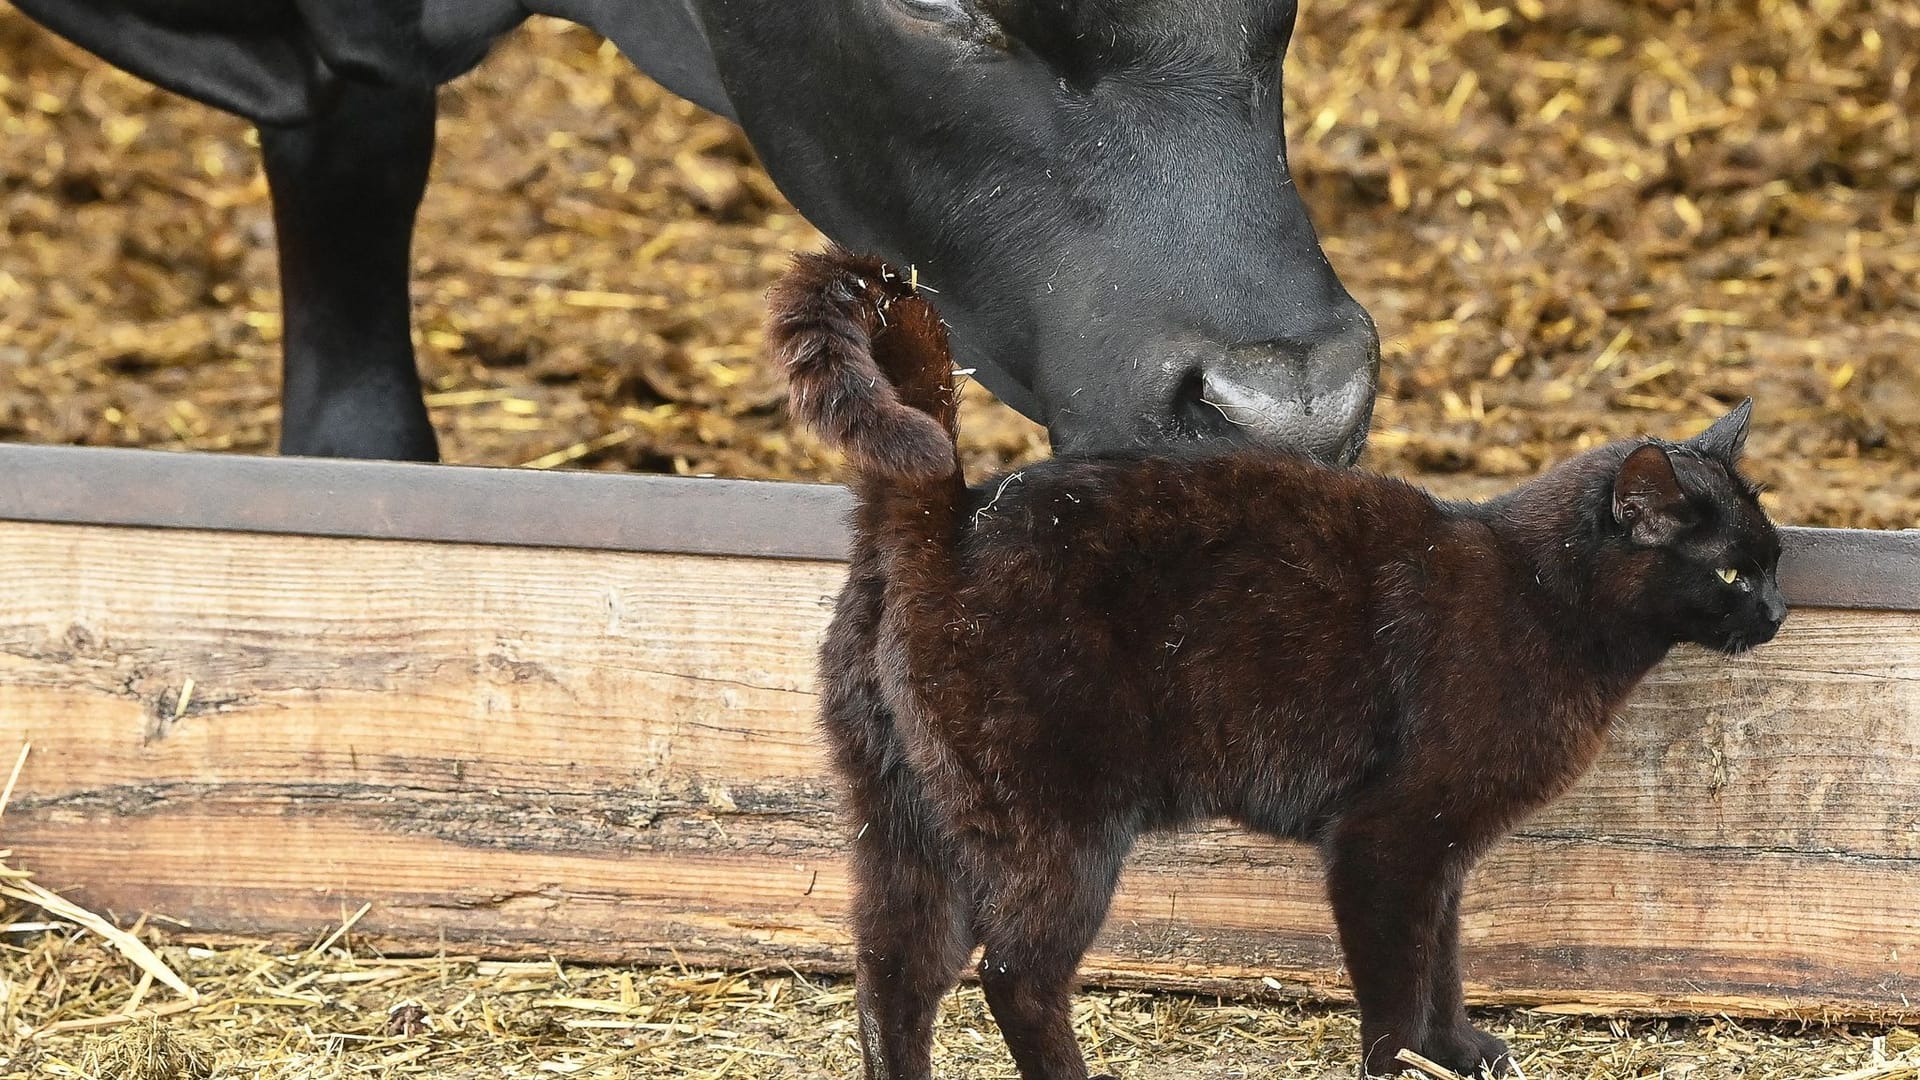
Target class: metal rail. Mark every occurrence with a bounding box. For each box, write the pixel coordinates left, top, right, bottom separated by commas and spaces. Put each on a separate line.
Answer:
0, 443, 1912, 609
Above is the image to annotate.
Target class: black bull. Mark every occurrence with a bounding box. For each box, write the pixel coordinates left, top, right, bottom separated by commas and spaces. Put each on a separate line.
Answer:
15, 0, 1382, 464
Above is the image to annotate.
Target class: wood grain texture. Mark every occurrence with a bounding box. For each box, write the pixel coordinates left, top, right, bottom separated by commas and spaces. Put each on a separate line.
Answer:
2, 521, 1916, 1018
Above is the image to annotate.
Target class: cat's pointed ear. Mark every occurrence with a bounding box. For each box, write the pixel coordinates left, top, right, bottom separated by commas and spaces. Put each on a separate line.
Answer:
1689, 398, 1753, 462
1613, 443, 1692, 546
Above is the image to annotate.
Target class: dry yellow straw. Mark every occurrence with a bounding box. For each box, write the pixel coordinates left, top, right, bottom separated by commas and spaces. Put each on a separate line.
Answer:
0, 743, 199, 1004
1395, 1049, 1472, 1080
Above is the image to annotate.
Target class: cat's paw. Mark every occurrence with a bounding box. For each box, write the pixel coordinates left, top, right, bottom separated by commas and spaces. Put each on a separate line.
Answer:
1422, 1024, 1512, 1077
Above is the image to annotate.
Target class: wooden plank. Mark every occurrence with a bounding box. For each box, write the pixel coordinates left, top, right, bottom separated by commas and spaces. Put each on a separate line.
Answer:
2, 521, 1917, 1018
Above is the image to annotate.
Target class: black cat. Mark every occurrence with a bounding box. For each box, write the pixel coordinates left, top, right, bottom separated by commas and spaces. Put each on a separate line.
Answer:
769, 248, 1788, 1079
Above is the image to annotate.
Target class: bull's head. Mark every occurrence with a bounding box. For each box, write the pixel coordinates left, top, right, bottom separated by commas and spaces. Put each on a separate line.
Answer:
704, 0, 1378, 463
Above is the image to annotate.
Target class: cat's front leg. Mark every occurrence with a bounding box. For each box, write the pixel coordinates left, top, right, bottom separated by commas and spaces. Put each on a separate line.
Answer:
970, 828, 1130, 1080
1419, 872, 1513, 1077
1324, 797, 1511, 1078
1420, 1023, 1513, 1079
1324, 829, 1446, 1075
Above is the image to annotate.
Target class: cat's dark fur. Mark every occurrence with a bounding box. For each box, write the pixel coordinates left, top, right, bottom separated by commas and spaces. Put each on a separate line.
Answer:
769, 248, 1788, 1080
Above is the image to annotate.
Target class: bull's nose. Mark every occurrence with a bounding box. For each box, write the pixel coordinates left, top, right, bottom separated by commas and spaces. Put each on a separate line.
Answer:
1180, 317, 1380, 466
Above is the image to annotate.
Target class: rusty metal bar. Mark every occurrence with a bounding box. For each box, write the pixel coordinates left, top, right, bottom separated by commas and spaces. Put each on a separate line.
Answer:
1777, 526, 1920, 612
0, 443, 854, 562
0, 443, 1912, 609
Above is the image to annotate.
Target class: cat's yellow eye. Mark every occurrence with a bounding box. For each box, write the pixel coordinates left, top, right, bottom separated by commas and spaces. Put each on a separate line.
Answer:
1716, 567, 1740, 584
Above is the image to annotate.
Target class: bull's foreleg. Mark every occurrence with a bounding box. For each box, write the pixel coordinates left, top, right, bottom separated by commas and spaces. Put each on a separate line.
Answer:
260, 78, 440, 461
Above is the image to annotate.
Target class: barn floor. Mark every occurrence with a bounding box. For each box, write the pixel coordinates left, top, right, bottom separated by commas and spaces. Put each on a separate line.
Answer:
2, 930, 1916, 1080
3, 1, 1920, 1077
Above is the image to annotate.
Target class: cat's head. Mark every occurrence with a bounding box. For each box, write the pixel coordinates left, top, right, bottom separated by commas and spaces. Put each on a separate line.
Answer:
1606, 398, 1786, 654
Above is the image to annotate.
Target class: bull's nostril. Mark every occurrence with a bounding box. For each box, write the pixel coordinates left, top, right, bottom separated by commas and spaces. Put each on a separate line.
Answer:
1173, 369, 1243, 441
1174, 369, 1207, 411
1157, 306, 1379, 463
1197, 371, 1292, 429
1179, 364, 1372, 465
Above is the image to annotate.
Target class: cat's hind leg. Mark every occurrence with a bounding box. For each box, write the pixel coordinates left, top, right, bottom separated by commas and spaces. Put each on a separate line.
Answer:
825, 553, 975, 1079
968, 828, 1130, 1080
846, 784, 974, 1080
832, 685, 972, 1079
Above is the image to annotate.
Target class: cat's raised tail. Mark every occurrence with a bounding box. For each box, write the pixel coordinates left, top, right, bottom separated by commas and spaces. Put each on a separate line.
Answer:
767, 247, 959, 483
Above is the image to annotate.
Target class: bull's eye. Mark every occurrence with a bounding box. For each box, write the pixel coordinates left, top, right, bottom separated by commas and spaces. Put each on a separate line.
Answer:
887, 0, 1007, 47
1716, 567, 1740, 584
896, 0, 967, 20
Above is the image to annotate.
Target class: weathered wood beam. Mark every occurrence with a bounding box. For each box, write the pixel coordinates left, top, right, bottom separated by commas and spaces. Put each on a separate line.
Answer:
0, 469, 1914, 1017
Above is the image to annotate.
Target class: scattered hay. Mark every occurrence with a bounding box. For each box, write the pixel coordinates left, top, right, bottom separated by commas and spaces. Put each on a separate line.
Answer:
78, 1020, 214, 1080
0, 746, 197, 1018
1283, 0, 1920, 529
0, 922, 1915, 1079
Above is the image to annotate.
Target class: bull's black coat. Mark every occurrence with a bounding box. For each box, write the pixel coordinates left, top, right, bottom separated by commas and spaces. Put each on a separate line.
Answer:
15, 0, 1378, 463
770, 249, 1788, 1079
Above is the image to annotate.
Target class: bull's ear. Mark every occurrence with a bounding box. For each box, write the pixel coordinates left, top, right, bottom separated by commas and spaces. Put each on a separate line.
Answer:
1689, 398, 1753, 463
1613, 443, 1693, 546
